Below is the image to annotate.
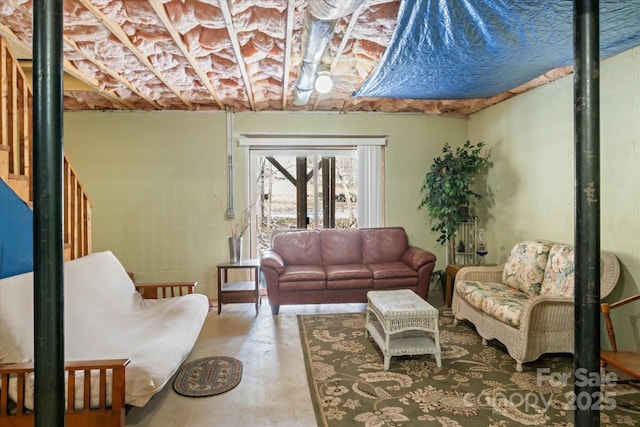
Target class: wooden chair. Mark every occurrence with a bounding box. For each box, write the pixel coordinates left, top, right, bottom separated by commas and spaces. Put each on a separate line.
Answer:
601, 293, 640, 383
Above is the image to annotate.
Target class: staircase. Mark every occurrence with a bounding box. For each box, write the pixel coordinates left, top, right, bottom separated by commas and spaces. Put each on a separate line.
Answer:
0, 36, 91, 261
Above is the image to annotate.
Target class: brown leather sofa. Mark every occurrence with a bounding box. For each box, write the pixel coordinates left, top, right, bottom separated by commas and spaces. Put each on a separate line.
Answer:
260, 227, 437, 314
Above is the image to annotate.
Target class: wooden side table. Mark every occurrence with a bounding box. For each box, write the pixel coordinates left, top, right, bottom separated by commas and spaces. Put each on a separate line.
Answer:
217, 259, 261, 314
445, 264, 495, 307
445, 264, 467, 308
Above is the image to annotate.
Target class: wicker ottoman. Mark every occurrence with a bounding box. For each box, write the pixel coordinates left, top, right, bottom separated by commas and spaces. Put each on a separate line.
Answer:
365, 289, 441, 370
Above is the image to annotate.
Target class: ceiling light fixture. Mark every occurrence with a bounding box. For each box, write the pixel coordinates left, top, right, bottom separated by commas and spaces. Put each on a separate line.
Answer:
314, 71, 333, 94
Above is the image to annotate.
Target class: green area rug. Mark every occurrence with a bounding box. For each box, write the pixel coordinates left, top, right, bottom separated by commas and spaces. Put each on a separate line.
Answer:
298, 309, 640, 426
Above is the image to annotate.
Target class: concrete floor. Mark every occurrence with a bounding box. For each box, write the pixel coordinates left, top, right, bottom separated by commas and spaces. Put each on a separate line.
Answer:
125, 285, 445, 427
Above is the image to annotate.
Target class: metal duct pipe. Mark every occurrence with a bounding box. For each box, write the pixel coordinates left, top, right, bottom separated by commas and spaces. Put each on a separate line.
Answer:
292, 0, 365, 105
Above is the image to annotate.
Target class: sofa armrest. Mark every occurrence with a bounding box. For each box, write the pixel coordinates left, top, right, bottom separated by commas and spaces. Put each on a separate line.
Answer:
457, 264, 505, 283
520, 295, 575, 331
260, 250, 285, 274
401, 246, 436, 270
135, 282, 197, 299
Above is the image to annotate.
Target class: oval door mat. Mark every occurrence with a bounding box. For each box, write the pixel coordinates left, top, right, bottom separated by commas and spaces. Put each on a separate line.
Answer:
173, 356, 243, 397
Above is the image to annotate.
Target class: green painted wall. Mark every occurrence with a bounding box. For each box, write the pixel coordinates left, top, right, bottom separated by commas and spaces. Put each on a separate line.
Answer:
64, 111, 467, 297
64, 46, 640, 352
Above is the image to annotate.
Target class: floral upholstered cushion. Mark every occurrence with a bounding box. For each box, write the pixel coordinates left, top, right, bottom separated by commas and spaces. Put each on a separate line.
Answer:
501, 240, 552, 296
456, 280, 529, 328
481, 289, 530, 328
455, 280, 511, 310
540, 244, 575, 297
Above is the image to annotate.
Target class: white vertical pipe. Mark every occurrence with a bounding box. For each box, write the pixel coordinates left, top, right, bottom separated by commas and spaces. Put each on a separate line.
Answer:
226, 107, 234, 219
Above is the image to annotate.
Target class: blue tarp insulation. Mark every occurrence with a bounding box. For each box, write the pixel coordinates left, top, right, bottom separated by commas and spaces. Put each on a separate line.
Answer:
355, 0, 640, 100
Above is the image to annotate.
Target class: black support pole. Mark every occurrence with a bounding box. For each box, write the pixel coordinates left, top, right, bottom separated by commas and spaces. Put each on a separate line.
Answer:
32, 0, 65, 426
574, 0, 600, 425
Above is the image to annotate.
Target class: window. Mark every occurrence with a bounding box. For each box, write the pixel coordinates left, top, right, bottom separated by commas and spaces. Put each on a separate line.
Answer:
240, 134, 386, 257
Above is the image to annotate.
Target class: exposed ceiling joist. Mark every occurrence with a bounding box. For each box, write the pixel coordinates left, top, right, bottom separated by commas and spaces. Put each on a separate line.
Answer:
218, 0, 256, 111
76, 0, 193, 109
330, 2, 366, 74
148, 0, 225, 110
3, 21, 133, 109
0, 23, 30, 60
63, 36, 162, 109
62, 59, 136, 109
313, 1, 366, 110
282, 0, 296, 110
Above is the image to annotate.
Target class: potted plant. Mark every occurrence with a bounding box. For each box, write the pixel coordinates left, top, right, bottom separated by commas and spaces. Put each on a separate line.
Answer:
418, 141, 489, 263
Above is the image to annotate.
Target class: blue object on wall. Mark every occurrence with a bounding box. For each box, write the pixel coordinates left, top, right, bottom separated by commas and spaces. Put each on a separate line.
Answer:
355, 0, 640, 100
0, 179, 33, 278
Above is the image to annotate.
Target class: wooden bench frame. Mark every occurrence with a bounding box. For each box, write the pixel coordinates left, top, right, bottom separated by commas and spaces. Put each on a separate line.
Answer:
0, 359, 129, 427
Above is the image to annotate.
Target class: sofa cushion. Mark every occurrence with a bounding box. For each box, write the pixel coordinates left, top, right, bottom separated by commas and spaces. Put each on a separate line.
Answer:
367, 261, 416, 279
541, 244, 575, 297
320, 229, 362, 265
456, 280, 511, 310
272, 230, 322, 266
369, 261, 418, 289
481, 289, 530, 328
325, 264, 371, 280
456, 280, 529, 328
501, 240, 552, 296
361, 227, 408, 264
327, 278, 373, 289
278, 265, 326, 282
278, 280, 326, 291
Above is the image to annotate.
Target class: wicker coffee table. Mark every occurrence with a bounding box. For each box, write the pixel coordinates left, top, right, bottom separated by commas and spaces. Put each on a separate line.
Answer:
365, 289, 441, 370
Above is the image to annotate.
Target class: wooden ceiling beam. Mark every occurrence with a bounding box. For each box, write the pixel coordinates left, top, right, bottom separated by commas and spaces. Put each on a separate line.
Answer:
65, 62, 137, 110
282, 0, 296, 110
149, 0, 225, 110
0, 23, 31, 60
63, 36, 162, 109
1, 22, 133, 109
218, 0, 256, 111
76, 0, 193, 109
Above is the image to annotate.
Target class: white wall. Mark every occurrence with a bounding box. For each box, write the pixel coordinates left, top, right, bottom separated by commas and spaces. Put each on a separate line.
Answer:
469, 46, 640, 350
64, 111, 467, 297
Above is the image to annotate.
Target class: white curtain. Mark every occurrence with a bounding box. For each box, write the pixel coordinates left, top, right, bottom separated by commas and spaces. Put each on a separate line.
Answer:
357, 145, 383, 227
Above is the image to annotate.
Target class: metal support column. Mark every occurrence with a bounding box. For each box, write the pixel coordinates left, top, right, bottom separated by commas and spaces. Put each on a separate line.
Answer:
296, 157, 308, 228
33, 0, 65, 426
573, 0, 600, 425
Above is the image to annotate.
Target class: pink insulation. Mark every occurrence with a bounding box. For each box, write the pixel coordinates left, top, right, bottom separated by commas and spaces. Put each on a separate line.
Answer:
0, 0, 565, 115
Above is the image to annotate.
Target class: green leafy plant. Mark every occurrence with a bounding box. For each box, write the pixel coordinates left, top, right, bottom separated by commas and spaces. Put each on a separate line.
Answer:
418, 141, 488, 262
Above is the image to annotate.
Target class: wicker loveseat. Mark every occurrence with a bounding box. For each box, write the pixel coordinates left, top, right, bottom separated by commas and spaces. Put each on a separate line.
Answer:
452, 240, 620, 371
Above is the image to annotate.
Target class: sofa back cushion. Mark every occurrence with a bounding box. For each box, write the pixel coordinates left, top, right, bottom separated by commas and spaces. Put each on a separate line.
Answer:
361, 227, 408, 264
541, 244, 575, 297
501, 240, 553, 296
320, 229, 362, 265
272, 230, 322, 265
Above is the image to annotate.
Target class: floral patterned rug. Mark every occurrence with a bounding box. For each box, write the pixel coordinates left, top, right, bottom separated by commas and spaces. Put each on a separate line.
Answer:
298, 309, 640, 426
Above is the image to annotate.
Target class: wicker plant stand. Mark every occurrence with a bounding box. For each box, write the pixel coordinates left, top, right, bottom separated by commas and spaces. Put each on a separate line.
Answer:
365, 289, 441, 370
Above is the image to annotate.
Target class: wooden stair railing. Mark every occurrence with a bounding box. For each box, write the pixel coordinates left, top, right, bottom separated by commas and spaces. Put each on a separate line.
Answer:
0, 35, 91, 261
